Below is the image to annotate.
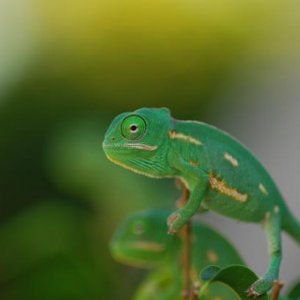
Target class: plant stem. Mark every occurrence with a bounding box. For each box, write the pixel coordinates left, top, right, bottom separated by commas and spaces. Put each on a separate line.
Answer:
189, 282, 200, 300
271, 280, 284, 300
181, 220, 191, 299
175, 179, 192, 300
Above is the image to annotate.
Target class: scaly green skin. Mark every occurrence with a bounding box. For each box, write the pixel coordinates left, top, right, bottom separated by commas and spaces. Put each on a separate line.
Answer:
110, 210, 244, 299
103, 107, 300, 296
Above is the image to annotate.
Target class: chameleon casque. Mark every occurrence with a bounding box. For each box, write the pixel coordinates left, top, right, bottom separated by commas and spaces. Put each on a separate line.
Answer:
103, 107, 300, 296
110, 209, 245, 300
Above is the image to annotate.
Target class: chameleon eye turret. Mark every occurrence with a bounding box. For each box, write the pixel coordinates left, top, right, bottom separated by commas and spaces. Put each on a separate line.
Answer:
109, 211, 179, 267
103, 108, 176, 178
132, 220, 146, 235
121, 115, 146, 140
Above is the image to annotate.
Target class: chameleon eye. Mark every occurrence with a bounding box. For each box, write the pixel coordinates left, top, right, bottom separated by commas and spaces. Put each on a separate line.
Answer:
121, 115, 146, 140
132, 221, 145, 235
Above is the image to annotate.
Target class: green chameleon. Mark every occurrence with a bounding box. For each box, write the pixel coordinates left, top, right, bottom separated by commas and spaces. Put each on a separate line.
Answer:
103, 107, 300, 296
110, 209, 245, 300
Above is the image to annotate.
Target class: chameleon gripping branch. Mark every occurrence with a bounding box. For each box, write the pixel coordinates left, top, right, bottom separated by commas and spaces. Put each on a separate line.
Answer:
103, 107, 300, 297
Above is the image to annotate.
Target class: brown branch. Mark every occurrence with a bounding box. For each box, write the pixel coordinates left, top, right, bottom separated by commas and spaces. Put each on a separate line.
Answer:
271, 280, 284, 300
181, 220, 191, 300
175, 179, 192, 300
175, 178, 190, 209
189, 281, 200, 300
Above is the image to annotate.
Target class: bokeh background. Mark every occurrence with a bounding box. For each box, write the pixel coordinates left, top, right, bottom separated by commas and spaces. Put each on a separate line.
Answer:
0, 0, 300, 299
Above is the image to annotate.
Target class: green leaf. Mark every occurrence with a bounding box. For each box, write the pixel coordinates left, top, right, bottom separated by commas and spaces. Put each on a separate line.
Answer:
200, 265, 221, 281
199, 265, 269, 300
134, 269, 181, 300
288, 278, 300, 299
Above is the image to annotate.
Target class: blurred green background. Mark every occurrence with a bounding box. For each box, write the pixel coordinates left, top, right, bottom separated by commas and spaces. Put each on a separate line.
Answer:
0, 0, 299, 299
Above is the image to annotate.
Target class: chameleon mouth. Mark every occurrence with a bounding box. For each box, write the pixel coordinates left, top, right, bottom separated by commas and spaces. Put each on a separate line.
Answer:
109, 240, 165, 267
102, 142, 157, 151
127, 241, 165, 252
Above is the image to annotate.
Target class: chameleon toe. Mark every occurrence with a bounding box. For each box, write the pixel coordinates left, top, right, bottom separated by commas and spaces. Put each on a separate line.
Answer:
167, 212, 181, 234
246, 287, 260, 299
247, 278, 273, 298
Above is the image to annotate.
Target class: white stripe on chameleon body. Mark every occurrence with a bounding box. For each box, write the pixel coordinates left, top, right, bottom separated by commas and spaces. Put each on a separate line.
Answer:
274, 206, 280, 213
209, 173, 248, 203
168, 130, 202, 146
259, 183, 269, 196
122, 143, 158, 151
224, 152, 239, 167
103, 143, 157, 151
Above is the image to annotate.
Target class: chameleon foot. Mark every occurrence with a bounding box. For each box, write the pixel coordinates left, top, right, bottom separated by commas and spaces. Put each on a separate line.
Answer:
246, 278, 273, 298
167, 210, 186, 234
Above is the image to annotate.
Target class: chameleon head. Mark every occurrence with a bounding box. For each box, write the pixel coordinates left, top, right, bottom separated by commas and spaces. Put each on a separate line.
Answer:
102, 107, 171, 177
109, 210, 180, 268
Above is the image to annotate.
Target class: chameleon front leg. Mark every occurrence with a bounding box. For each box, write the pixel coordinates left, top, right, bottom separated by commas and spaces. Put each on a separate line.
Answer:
167, 166, 209, 234
247, 208, 282, 297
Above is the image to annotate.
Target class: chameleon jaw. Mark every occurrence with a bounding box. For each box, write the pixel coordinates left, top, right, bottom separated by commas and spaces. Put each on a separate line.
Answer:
102, 142, 157, 151
104, 153, 166, 179
127, 241, 165, 252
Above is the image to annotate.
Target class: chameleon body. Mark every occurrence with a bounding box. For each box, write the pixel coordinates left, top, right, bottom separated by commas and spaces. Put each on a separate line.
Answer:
110, 210, 245, 299
103, 107, 300, 296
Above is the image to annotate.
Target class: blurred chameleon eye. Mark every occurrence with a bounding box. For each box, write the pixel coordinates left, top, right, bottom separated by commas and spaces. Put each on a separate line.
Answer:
121, 115, 146, 140
132, 221, 145, 235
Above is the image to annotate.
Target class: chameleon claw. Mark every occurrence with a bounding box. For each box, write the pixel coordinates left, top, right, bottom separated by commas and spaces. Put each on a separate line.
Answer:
245, 287, 260, 299
167, 211, 183, 234
167, 212, 180, 225
246, 278, 273, 299
167, 228, 177, 235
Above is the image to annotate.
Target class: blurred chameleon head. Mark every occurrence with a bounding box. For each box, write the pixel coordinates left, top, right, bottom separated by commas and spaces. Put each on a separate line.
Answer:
102, 107, 172, 178
110, 210, 180, 268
